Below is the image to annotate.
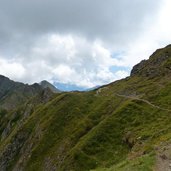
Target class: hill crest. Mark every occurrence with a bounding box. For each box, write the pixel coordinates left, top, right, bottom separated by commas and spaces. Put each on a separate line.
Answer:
131, 44, 171, 78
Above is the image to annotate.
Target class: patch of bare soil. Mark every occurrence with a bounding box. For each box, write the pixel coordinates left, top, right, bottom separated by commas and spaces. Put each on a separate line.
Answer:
154, 143, 171, 171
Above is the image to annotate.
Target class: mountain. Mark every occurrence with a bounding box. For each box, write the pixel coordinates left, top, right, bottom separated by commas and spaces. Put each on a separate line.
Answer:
54, 82, 88, 91
131, 44, 171, 78
0, 75, 43, 110
0, 76, 60, 111
40, 80, 60, 93
1, 45, 171, 171
54, 82, 100, 92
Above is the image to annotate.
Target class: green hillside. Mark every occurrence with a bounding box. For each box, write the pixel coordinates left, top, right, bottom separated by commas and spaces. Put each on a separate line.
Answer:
1, 45, 171, 171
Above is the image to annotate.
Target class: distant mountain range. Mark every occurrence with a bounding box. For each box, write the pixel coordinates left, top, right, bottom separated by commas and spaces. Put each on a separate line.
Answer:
54, 82, 100, 92
1, 45, 171, 171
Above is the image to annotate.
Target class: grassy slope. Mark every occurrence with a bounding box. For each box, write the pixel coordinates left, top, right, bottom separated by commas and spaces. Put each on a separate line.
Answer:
2, 44, 171, 170
1, 74, 171, 171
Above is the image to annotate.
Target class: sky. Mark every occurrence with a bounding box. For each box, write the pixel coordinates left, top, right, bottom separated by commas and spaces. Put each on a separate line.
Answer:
0, 0, 171, 90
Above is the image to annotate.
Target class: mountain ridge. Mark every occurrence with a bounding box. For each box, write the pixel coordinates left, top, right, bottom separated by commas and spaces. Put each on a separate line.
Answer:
131, 44, 171, 78
0, 76, 60, 111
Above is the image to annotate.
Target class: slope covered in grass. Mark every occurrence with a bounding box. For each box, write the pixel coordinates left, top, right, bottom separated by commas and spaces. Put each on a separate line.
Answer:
1, 45, 171, 171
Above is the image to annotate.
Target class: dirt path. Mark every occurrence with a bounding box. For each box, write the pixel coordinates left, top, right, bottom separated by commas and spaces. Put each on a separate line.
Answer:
154, 144, 171, 171
115, 94, 171, 112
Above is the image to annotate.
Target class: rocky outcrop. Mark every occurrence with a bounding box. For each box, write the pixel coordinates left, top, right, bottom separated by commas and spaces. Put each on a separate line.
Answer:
131, 45, 171, 78
0, 130, 29, 171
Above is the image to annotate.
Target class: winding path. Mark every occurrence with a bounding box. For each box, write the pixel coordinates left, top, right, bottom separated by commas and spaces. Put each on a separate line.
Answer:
115, 94, 171, 112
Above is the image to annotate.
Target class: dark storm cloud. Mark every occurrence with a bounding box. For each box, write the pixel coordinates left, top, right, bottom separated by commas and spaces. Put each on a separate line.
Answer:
0, 0, 161, 46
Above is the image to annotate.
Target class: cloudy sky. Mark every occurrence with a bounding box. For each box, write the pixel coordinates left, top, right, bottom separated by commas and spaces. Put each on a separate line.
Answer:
0, 0, 171, 90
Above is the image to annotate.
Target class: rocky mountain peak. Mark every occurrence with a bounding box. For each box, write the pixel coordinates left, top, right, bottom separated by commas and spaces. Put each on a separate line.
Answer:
40, 80, 60, 93
0, 75, 44, 110
131, 44, 171, 78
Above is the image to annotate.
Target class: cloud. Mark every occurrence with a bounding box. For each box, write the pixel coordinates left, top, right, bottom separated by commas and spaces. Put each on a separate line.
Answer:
0, 57, 25, 80
0, 0, 168, 88
117, 0, 171, 68
6, 34, 128, 88
0, 0, 161, 48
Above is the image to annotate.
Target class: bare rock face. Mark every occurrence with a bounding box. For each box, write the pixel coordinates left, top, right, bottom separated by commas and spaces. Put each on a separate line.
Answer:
1, 121, 12, 141
0, 130, 29, 171
131, 44, 171, 78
